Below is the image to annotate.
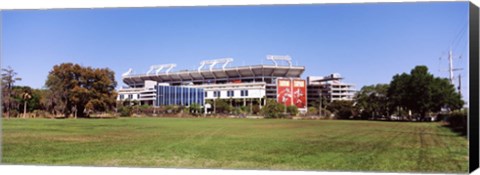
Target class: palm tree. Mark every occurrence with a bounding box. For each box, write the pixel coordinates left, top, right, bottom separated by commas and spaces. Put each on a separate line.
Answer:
21, 92, 32, 118
2, 66, 22, 119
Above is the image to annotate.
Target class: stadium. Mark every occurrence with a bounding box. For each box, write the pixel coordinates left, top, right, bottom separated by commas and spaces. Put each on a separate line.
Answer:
117, 55, 356, 113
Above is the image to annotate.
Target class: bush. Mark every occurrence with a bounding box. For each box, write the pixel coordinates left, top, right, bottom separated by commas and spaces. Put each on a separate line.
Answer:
445, 110, 467, 135
307, 107, 318, 115
214, 99, 233, 114
337, 108, 353, 119
9, 110, 20, 118
261, 100, 287, 118
240, 106, 250, 114
33, 110, 51, 118
436, 113, 448, 122
326, 101, 353, 119
287, 105, 299, 116
188, 103, 202, 115
137, 106, 156, 115
252, 105, 261, 115
165, 105, 183, 114
118, 106, 132, 117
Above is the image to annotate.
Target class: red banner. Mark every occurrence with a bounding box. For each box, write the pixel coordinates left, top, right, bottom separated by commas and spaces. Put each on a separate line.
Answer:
277, 79, 292, 106
292, 79, 307, 108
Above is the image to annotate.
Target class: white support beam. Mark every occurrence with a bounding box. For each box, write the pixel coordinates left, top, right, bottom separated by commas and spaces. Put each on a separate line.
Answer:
122, 68, 133, 77
266, 55, 292, 67
198, 58, 234, 71
147, 64, 177, 75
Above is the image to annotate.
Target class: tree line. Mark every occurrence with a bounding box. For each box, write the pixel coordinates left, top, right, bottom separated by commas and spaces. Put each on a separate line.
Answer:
354, 65, 463, 120
2, 63, 117, 118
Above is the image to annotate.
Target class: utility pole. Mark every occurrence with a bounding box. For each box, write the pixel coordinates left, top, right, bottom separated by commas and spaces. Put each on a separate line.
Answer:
444, 48, 463, 85
448, 49, 454, 84
458, 74, 462, 96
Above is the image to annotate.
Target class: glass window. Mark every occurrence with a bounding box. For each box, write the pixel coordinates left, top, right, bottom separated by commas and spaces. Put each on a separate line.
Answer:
240, 90, 249, 97
199, 89, 204, 105
192, 88, 197, 105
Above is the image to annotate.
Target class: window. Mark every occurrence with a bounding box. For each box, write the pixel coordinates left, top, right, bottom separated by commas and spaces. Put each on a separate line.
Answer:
214, 91, 220, 97
205, 91, 208, 97
227, 90, 234, 97
128, 94, 133, 99
241, 90, 249, 97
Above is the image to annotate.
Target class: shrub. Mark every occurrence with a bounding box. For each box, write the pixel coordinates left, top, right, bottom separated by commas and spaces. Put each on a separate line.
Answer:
320, 109, 333, 119
326, 101, 354, 119
261, 100, 287, 118
140, 106, 158, 115
240, 106, 250, 114
165, 105, 183, 114
287, 105, 299, 116
118, 106, 132, 117
252, 105, 261, 115
436, 113, 448, 122
215, 99, 233, 114
337, 108, 353, 119
33, 110, 51, 118
307, 107, 318, 115
189, 103, 202, 114
10, 110, 20, 118
445, 110, 467, 135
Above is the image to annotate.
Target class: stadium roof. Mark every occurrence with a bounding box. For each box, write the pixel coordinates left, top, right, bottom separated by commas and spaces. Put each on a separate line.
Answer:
122, 64, 305, 85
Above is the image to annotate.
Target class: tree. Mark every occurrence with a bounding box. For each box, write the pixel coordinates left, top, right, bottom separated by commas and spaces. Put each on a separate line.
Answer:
354, 84, 389, 119
45, 63, 117, 118
11, 86, 42, 114
2, 66, 22, 118
326, 100, 354, 119
387, 65, 464, 120
261, 99, 287, 118
21, 91, 32, 118
214, 99, 233, 114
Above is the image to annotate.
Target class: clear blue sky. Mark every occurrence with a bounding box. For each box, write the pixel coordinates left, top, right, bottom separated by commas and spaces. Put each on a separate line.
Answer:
1, 2, 470, 102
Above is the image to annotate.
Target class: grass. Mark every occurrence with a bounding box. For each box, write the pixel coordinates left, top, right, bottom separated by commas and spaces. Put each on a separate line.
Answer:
1, 118, 468, 173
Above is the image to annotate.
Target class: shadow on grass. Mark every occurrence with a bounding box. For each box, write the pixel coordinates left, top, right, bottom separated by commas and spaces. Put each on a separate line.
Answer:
440, 124, 467, 138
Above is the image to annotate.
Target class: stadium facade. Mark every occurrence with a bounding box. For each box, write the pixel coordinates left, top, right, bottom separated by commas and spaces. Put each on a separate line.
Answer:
117, 55, 355, 113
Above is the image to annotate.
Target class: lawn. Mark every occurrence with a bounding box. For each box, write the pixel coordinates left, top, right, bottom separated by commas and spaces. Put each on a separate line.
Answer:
1, 118, 468, 173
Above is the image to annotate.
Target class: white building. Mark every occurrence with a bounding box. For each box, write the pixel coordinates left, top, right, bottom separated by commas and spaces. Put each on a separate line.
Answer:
307, 74, 356, 105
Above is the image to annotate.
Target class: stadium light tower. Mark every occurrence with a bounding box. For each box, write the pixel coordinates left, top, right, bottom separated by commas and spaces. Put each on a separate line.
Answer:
122, 68, 134, 77
266, 55, 292, 67
146, 64, 177, 75
198, 58, 234, 72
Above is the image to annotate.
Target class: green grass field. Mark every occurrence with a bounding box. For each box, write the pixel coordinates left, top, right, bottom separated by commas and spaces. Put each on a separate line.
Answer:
1, 118, 468, 173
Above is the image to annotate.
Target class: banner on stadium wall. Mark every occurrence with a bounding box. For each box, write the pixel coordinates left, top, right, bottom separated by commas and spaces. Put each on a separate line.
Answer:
277, 79, 292, 106
292, 79, 307, 108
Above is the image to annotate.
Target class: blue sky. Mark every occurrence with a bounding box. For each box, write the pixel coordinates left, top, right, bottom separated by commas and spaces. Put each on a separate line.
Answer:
1, 2, 470, 102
